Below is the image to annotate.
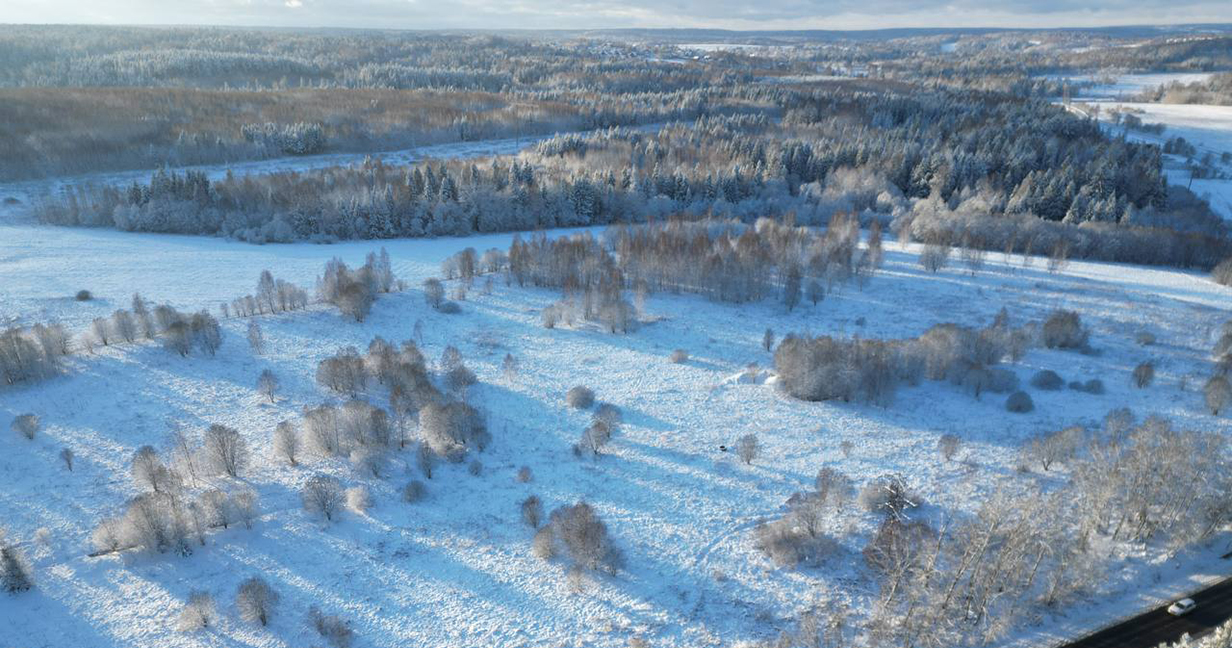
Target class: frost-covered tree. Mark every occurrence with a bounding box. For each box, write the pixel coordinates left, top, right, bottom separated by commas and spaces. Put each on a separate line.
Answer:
132, 445, 179, 493
1206, 375, 1232, 415
301, 474, 344, 521
521, 495, 543, 528
235, 576, 279, 626
247, 320, 264, 354
176, 591, 215, 631
737, 433, 760, 465
202, 424, 248, 478
273, 420, 300, 466
256, 369, 279, 402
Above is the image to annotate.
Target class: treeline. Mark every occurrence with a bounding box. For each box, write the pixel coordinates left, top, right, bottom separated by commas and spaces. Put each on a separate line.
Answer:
37, 82, 1230, 270
1135, 72, 1232, 106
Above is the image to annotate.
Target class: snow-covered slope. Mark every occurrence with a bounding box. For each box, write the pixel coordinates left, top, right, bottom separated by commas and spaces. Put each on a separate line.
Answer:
2, 222, 1230, 647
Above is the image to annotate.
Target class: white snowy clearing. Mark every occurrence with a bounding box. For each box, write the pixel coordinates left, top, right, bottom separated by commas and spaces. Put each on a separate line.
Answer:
2, 217, 1230, 647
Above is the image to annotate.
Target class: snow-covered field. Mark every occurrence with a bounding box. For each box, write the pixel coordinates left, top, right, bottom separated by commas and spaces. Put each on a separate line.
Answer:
1062, 72, 1218, 101
2, 217, 1231, 647
1059, 74, 1232, 220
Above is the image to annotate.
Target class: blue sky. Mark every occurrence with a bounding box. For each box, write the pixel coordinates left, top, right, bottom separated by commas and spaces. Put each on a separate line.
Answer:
5, 0, 1231, 30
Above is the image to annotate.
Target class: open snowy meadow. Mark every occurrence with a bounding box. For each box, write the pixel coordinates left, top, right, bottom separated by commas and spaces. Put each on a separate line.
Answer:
2, 211, 1230, 647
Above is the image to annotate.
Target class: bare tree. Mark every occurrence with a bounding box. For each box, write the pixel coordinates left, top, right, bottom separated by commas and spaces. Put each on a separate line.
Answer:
235, 576, 279, 626
763, 328, 775, 352
416, 442, 437, 479
346, 486, 373, 513
308, 606, 355, 648
131, 445, 179, 494
59, 447, 74, 471
257, 369, 279, 402
423, 278, 445, 309
301, 474, 344, 521
199, 489, 234, 530
273, 420, 300, 466
521, 495, 543, 528
232, 490, 258, 529
112, 310, 137, 343
247, 320, 265, 355
176, 591, 215, 631
737, 433, 760, 465
202, 424, 248, 478
938, 433, 961, 462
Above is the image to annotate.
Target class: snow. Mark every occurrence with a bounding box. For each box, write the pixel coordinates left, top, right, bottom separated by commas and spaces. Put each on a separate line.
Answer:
1060, 72, 1219, 101
3, 218, 1231, 647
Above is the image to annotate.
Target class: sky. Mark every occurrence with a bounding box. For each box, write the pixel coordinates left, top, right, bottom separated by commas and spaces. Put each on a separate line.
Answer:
4, 0, 1232, 31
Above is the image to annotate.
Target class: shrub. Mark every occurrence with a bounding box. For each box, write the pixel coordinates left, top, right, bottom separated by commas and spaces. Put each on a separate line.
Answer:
521, 495, 543, 528
346, 486, 372, 513
737, 433, 760, 465
467, 459, 483, 476
1006, 391, 1034, 413
0, 536, 33, 593
1030, 369, 1064, 391
402, 480, 427, 503
670, 349, 689, 363
937, 434, 960, 462
11, 414, 38, 440
308, 607, 354, 648
1135, 331, 1156, 346
1070, 378, 1105, 394
532, 526, 555, 560
437, 301, 462, 314
565, 385, 595, 409
1042, 310, 1088, 350
301, 475, 344, 521
516, 466, 533, 483
59, 447, 74, 471
593, 403, 623, 427
1206, 376, 1232, 415
985, 367, 1020, 393
235, 577, 279, 626
75, 290, 93, 301
763, 328, 775, 352
176, 591, 215, 631
752, 518, 838, 568
1132, 361, 1155, 388
416, 442, 437, 479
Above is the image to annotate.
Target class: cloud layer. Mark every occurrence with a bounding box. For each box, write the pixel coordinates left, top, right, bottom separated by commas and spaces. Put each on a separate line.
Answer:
6, 0, 1231, 30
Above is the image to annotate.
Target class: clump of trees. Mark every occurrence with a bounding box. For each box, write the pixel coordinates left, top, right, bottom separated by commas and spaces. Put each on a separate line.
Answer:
533, 501, 623, 575
317, 250, 397, 322
775, 310, 1035, 405
1, 322, 70, 386
227, 269, 309, 318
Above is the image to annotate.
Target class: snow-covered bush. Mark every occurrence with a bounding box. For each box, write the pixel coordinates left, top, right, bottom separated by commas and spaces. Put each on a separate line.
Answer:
670, 349, 688, 363
345, 486, 372, 513
1042, 310, 1088, 350
1029, 369, 1064, 391
565, 385, 595, 409
401, 480, 426, 503
857, 475, 921, 519
1133, 361, 1155, 388
10, 414, 38, 440
1005, 391, 1034, 413
308, 606, 354, 648
938, 433, 961, 462
521, 495, 543, 528
753, 517, 838, 568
